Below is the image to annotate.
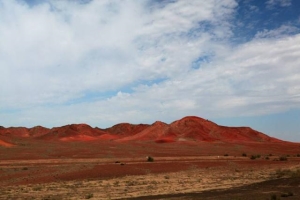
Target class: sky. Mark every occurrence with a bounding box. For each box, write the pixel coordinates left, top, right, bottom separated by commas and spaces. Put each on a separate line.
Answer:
0, 0, 300, 142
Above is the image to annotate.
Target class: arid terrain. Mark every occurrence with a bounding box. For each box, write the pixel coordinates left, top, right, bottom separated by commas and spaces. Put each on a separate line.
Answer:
1, 116, 300, 199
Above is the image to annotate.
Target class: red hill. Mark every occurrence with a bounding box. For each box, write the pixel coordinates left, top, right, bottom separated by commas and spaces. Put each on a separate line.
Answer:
0, 116, 285, 144
38, 124, 107, 141
103, 123, 149, 137
28, 126, 50, 137
0, 127, 30, 137
169, 116, 279, 143
118, 121, 176, 142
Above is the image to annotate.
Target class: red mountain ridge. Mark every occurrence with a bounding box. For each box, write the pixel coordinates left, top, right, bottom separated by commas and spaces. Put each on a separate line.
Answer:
0, 116, 283, 147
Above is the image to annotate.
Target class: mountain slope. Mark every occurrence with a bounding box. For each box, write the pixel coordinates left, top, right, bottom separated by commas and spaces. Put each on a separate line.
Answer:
0, 116, 283, 144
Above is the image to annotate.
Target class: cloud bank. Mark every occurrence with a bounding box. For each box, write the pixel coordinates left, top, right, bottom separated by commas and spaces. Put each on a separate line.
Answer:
0, 0, 300, 135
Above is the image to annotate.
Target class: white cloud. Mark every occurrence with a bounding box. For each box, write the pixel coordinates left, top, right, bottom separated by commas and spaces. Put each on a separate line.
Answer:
0, 0, 237, 110
0, 0, 300, 135
255, 25, 299, 39
266, 0, 292, 9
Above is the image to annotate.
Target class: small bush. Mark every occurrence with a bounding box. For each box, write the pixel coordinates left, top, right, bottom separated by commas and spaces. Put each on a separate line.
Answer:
279, 156, 287, 161
281, 192, 293, 197
147, 156, 154, 162
242, 153, 247, 157
22, 167, 28, 170
32, 186, 42, 191
113, 181, 120, 187
265, 156, 270, 160
297, 154, 300, 157
250, 155, 257, 160
270, 194, 279, 200
224, 154, 229, 156
85, 193, 93, 199
250, 154, 261, 160
274, 168, 300, 178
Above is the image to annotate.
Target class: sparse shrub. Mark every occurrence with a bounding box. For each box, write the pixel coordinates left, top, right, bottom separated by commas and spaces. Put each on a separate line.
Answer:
242, 153, 247, 157
22, 167, 28, 170
147, 156, 154, 162
274, 168, 300, 178
113, 181, 119, 187
270, 194, 279, 200
279, 156, 287, 161
250, 155, 261, 160
265, 156, 270, 160
281, 192, 293, 197
125, 180, 137, 186
224, 154, 229, 157
32, 186, 42, 191
291, 169, 300, 177
275, 169, 288, 178
85, 193, 93, 199
297, 154, 300, 157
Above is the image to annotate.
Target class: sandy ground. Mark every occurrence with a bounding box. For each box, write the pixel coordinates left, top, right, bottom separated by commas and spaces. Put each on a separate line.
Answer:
0, 155, 299, 199
1, 140, 300, 199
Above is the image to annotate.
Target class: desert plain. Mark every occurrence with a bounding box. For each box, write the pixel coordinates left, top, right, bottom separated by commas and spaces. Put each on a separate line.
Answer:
0, 116, 300, 199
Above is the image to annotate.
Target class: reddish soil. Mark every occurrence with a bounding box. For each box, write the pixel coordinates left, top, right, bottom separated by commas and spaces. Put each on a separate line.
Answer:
1, 138, 299, 187
0, 139, 14, 147
0, 116, 300, 199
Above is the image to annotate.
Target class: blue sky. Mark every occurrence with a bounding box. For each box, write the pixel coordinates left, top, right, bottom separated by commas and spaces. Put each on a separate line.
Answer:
0, 0, 300, 141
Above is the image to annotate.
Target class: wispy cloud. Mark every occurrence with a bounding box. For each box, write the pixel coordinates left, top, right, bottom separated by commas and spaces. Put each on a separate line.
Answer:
266, 0, 292, 9
255, 25, 299, 38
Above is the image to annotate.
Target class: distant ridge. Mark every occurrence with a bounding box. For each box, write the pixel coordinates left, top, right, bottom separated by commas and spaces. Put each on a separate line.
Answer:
0, 116, 283, 146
